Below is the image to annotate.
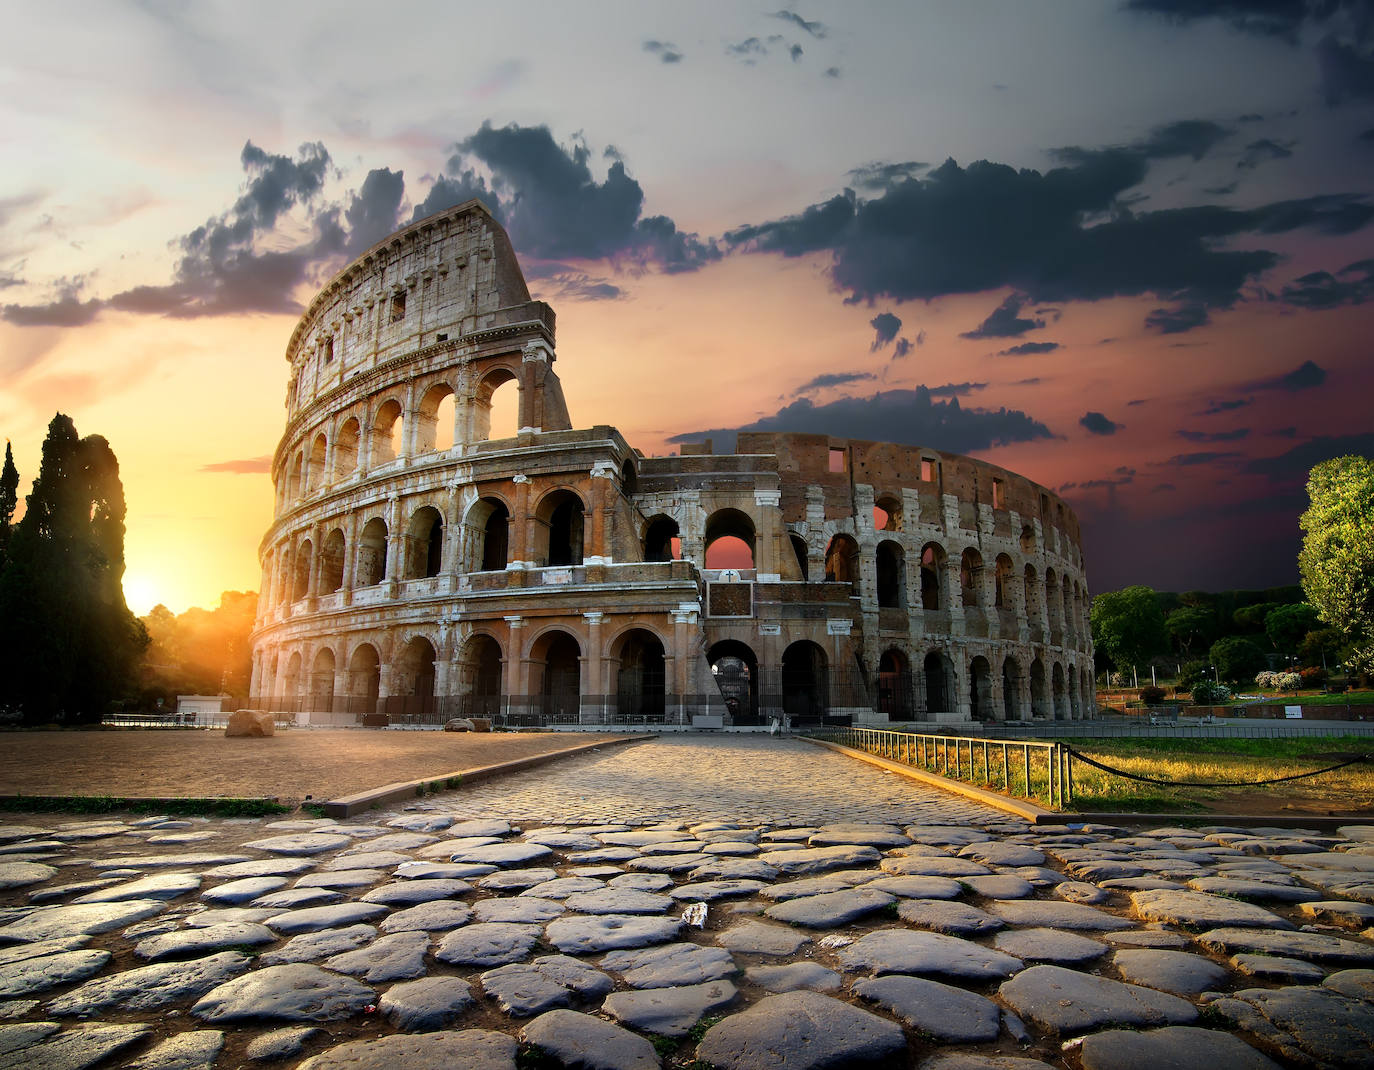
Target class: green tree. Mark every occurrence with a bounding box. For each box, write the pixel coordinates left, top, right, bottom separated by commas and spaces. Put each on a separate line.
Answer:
1208, 635, 1267, 684
0, 415, 147, 722
1263, 603, 1322, 656
0, 442, 16, 572
1164, 606, 1215, 657
1090, 585, 1166, 671
1299, 455, 1374, 682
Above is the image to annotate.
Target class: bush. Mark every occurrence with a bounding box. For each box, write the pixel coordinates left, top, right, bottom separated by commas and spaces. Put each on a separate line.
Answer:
1179, 659, 1211, 690
1140, 685, 1166, 705
1276, 671, 1303, 691
1255, 670, 1279, 689
1300, 666, 1328, 687
1190, 680, 1231, 704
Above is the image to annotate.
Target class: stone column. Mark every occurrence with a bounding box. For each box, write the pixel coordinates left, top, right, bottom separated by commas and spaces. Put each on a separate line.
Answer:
504, 616, 526, 720
384, 497, 402, 587
672, 604, 696, 723
754, 488, 782, 580
586, 463, 616, 564
582, 612, 604, 723
510, 475, 532, 569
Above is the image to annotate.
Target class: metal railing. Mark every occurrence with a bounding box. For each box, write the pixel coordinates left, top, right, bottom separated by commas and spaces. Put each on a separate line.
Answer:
817, 725, 1071, 808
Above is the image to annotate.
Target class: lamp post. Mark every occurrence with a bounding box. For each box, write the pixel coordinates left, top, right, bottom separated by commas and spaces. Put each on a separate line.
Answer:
1210, 665, 1219, 685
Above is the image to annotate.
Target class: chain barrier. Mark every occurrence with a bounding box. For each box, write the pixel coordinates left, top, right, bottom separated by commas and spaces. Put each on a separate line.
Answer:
1065, 746, 1373, 788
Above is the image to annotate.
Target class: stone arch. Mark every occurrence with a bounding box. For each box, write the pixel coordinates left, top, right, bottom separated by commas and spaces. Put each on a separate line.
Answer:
404, 505, 444, 580
644, 514, 681, 562
334, 416, 360, 479
824, 533, 859, 592
1002, 655, 1023, 720
357, 517, 388, 586
994, 553, 1015, 610
876, 539, 905, 609
1045, 567, 1062, 634
348, 643, 381, 715
1069, 672, 1081, 719
923, 651, 952, 715
292, 539, 313, 602
307, 432, 328, 492
611, 627, 667, 719
782, 640, 828, 724
418, 382, 457, 453
276, 545, 292, 605
1030, 657, 1049, 718
282, 650, 303, 700
709, 640, 758, 723
475, 367, 519, 442
1062, 581, 1076, 643
311, 647, 336, 710
873, 493, 903, 532
704, 508, 756, 569
459, 633, 504, 719
286, 450, 304, 502
372, 398, 404, 465
395, 635, 438, 713
1024, 563, 1040, 622
1052, 661, 1069, 720
534, 488, 585, 567
620, 458, 638, 496
463, 495, 510, 572
960, 548, 984, 608
877, 648, 913, 720
319, 528, 346, 594
1020, 524, 1036, 554
530, 629, 581, 721
969, 655, 994, 721
920, 542, 946, 611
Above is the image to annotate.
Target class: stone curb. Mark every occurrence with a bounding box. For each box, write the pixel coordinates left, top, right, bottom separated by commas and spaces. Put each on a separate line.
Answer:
322, 735, 645, 817
801, 737, 1054, 822
0, 794, 282, 814
1038, 811, 1373, 830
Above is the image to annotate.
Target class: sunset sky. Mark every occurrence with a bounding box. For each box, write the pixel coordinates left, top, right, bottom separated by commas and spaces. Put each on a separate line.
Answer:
3, 1, 1372, 614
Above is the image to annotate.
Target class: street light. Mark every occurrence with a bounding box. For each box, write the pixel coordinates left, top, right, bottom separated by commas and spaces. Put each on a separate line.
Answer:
1210, 665, 1219, 684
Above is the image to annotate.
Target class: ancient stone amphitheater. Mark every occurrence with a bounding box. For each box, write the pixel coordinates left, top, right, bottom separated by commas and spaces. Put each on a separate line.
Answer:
249, 202, 1094, 728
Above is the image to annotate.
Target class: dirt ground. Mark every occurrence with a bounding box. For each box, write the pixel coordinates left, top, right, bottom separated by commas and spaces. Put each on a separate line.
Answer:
0, 729, 628, 805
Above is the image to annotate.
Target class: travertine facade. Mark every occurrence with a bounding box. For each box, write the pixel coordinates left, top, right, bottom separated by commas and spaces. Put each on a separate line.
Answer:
250, 202, 1094, 727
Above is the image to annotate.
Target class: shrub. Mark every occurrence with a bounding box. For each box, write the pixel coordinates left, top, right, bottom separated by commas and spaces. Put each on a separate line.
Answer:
1255, 670, 1279, 689
1190, 680, 1231, 704
1140, 685, 1166, 705
1300, 666, 1328, 687
1276, 671, 1303, 691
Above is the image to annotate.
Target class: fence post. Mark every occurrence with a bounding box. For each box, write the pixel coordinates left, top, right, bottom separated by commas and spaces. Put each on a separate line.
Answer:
1022, 745, 1031, 800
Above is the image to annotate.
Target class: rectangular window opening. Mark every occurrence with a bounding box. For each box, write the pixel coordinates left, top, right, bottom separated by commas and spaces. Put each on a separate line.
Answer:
920, 458, 935, 482
322, 338, 334, 363
390, 292, 407, 322
828, 447, 846, 474
992, 478, 1004, 509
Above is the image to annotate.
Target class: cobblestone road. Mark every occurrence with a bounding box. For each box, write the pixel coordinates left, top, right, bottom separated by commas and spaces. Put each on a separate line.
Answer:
1, 734, 1372, 1070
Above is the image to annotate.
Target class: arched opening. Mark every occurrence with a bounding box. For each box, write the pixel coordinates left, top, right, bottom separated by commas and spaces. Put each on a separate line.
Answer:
1030, 658, 1049, 719
282, 652, 303, 704
789, 533, 809, 580
961, 548, 984, 608
994, 554, 1015, 610
969, 656, 994, 721
782, 641, 828, 725
923, 651, 950, 714
292, 540, 313, 602
395, 636, 438, 715
876, 540, 905, 609
1002, 656, 1022, 720
533, 631, 581, 721
1063, 582, 1076, 642
464, 497, 510, 572
276, 546, 292, 605
1020, 524, 1036, 554
877, 649, 913, 720
405, 506, 444, 580
348, 644, 381, 717
920, 543, 945, 611
824, 534, 859, 592
334, 417, 360, 480
1069, 673, 1081, 719
704, 509, 756, 569
372, 399, 404, 465
416, 384, 456, 453
873, 494, 903, 532
1045, 568, 1062, 634
536, 489, 585, 567
286, 452, 304, 502
462, 634, 503, 719
1052, 662, 1069, 720
311, 647, 336, 711
620, 459, 638, 496
644, 515, 681, 562
614, 629, 666, 719
320, 529, 346, 594
358, 518, 388, 586
476, 369, 519, 442
709, 641, 758, 724
307, 433, 327, 492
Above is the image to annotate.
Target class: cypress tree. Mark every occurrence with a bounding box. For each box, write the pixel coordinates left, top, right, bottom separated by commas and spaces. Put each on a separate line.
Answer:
0, 441, 16, 572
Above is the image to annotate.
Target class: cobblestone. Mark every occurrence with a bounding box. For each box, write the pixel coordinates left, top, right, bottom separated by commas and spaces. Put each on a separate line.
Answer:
0, 734, 1370, 1066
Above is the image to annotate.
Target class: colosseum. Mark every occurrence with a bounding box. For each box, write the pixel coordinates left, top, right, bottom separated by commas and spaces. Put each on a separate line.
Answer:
249, 201, 1095, 729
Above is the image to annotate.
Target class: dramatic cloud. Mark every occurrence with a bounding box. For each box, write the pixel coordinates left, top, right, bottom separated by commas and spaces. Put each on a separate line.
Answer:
1280, 259, 1374, 308
1248, 359, 1327, 392
200, 456, 272, 474
1238, 138, 1294, 169
773, 10, 827, 37
961, 294, 1044, 338
927, 381, 988, 397
525, 263, 624, 301
1145, 300, 1210, 333
1125, 1, 1309, 40
1176, 427, 1251, 442
1, 287, 101, 327
1162, 449, 1245, 466
1200, 397, 1253, 415
1080, 411, 1120, 435
794, 371, 876, 394
869, 310, 901, 349
643, 40, 683, 63
1061, 466, 1136, 491
1245, 432, 1374, 480
998, 341, 1060, 355
1133, 119, 1232, 160
847, 161, 926, 191
342, 167, 406, 256
670, 386, 1053, 455
892, 337, 914, 359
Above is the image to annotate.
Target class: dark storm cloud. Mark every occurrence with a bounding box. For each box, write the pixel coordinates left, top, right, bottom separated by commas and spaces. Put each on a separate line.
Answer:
437, 122, 721, 273
998, 341, 1061, 355
1317, 32, 1374, 102
927, 381, 988, 397
726, 37, 769, 59
1245, 432, 1374, 480
200, 456, 272, 474
670, 386, 1053, 455
869, 311, 901, 349
1124, 1, 1310, 40
1248, 359, 1327, 391
1145, 300, 1210, 333
1162, 449, 1245, 466
961, 294, 1044, 339
1061, 467, 1136, 491
794, 371, 876, 394
846, 162, 926, 191
1176, 427, 1251, 442
773, 10, 828, 38
1134, 119, 1233, 160
343, 168, 406, 255
1, 288, 102, 327
643, 40, 684, 63
524, 264, 624, 301
1200, 397, 1253, 415
1361, 127, 1374, 143
892, 337, 914, 359
789, 44, 805, 62
1238, 138, 1295, 169
1080, 411, 1120, 435
409, 170, 501, 222
1280, 258, 1374, 308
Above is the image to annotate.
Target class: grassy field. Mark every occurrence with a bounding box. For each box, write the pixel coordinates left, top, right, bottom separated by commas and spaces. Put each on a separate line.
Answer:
1057, 735, 1374, 813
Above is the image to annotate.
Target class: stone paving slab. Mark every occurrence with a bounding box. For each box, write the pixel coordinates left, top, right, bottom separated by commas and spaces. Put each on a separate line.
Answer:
0, 734, 1370, 1068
